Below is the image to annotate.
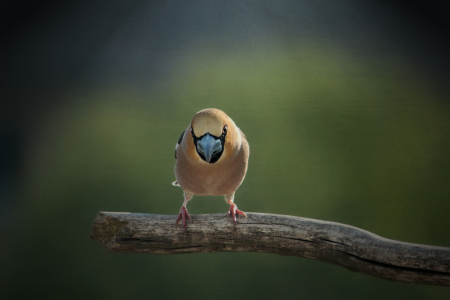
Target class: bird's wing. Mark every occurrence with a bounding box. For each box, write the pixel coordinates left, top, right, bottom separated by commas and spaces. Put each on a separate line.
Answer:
175, 129, 186, 159
238, 127, 247, 141
173, 130, 186, 187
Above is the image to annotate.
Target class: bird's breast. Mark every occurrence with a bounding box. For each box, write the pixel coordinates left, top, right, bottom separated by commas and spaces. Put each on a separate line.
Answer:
175, 146, 248, 196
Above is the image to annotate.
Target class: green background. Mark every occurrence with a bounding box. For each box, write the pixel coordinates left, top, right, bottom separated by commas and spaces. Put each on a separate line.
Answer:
5, 43, 450, 299
1, 1, 449, 299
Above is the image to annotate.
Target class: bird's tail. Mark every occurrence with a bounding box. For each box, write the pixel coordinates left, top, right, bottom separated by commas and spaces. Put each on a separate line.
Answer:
172, 181, 180, 187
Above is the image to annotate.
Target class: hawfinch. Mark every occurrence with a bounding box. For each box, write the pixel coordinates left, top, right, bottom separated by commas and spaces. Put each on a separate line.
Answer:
173, 108, 250, 227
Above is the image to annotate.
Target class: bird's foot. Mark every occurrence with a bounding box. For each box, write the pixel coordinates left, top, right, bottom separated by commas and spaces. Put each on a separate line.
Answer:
176, 206, 192, 228
227, 203, 247, 224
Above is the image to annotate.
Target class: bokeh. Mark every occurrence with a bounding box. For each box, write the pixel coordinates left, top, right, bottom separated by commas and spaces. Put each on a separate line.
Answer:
1, 1, 449, 299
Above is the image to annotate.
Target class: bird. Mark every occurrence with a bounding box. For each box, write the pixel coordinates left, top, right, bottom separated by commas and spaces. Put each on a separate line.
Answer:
173, 108, 249, 228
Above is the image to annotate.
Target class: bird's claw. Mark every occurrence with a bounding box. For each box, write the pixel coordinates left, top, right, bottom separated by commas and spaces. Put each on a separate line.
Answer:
227, 203, 247, 224
176, 206, 192, 228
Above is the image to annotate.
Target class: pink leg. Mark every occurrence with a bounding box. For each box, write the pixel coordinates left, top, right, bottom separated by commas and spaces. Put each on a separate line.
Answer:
176, 194, 192, 228
227, 200, 247, 224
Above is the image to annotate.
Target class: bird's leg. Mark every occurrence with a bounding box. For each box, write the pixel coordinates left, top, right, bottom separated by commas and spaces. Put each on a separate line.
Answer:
176, 206, 191, 228
226, 199, 247, 224
176, 193, 192, 228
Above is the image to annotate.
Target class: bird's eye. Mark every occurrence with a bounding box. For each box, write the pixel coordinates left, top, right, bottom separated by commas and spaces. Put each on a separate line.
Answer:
191, 127, 195, 137
223, 125, 228, 135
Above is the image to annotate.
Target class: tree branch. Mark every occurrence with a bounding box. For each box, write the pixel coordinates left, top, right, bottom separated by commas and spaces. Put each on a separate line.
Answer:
90, 212, 450, 286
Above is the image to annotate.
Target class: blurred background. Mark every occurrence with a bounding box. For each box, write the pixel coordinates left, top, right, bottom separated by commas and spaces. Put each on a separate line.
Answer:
1, 0, 450, 299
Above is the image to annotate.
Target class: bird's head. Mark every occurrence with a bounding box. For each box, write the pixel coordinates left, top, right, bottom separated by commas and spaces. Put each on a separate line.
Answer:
189, 108, 240, 164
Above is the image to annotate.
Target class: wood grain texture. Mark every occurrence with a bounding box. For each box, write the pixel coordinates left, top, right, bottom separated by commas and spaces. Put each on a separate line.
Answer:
90, 212, 450, 286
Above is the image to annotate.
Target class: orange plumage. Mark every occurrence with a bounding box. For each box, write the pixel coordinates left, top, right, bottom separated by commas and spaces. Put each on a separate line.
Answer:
174, 108, 249, 227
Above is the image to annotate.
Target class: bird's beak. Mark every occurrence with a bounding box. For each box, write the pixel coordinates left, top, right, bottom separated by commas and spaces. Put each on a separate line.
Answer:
197, 134, 222, 163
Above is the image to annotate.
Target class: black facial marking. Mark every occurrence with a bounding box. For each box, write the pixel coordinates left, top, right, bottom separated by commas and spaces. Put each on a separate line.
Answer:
191, 125, 228, 163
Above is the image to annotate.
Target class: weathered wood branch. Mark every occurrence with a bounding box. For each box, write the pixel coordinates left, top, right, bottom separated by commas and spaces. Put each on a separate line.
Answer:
90, 211, 450, 286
